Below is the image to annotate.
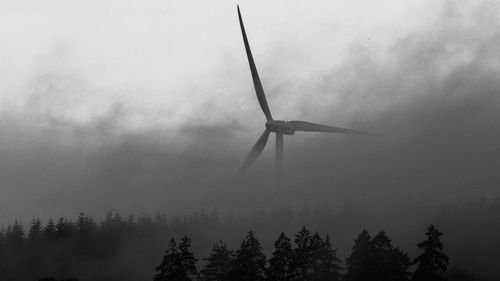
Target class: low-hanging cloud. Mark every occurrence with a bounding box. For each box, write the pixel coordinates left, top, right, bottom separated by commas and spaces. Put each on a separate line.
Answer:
0, 0, 499, 225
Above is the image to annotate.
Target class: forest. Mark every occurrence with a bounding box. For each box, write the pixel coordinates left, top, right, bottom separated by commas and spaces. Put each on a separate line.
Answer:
1, 198, 498, 281
152, 225, 450, 281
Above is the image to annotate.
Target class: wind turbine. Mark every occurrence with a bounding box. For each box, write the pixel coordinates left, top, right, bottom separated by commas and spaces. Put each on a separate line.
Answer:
237, 6, 379, 185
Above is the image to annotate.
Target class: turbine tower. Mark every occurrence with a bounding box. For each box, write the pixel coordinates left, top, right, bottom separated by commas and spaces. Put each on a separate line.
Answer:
237, 6, 379, 186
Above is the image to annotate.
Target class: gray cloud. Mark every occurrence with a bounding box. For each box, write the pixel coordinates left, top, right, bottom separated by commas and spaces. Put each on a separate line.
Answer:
1, 1, 499, 225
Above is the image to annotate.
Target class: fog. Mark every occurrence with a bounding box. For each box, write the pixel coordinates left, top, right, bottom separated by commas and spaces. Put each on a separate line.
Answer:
0, 0, 499, 228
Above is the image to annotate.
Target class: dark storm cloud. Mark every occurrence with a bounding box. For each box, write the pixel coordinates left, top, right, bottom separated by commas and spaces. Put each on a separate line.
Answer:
1, 1, 499, 225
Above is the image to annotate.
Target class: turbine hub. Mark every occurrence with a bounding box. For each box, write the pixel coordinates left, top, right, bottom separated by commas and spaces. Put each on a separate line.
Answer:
265, 120, 295, 135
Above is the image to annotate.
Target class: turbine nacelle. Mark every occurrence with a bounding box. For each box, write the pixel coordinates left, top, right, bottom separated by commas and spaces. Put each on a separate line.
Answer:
265, 120, 295, 135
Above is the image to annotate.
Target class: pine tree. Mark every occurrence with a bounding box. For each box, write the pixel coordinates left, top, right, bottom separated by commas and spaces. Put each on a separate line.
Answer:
6, 221, 25, 249
344, 230, 374, 281
201, 241, 233, 281
75, 213, 97, 257
345, 230, 410, 281
178, 236, 198, 280
155, 237, 198, 281
43, 219, 57, 242
155, 238, 181, 281
75, 213, 97, 237
309, 232, 324, 281
313, 235, 342, 281
28, 218, 43, 246
0, 228, 4, 250
292, 226, 312, 280
389, 247, 411, 281
412, 225, 449, 281
230, 231, 267, 281
56, 217, 74, 240
0, 228, 4, 275
26, 218, 44, 276
267, 232, 294, 281
371, 231, 410, 281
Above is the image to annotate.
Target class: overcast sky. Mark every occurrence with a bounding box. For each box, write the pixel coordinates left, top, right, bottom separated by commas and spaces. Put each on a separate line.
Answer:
0, 0, 499, 224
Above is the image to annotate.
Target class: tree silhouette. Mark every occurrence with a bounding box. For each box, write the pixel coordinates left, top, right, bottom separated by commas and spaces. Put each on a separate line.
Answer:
412, 225, 449, 281
178, 236, 198, 280
55, 218, 74, 240
43, 219, 57, 242
99, 211, 128, 259
26, 219, 44, 277
267, 232, 294, 281
311, 235, 341, 281
0, 210, 478, 281
155, 236, 198, 281
230, 231, 267, 281
4, 220, 26, 278
345, 230, 410, 281
344, 230, 373, 281
155, 238, 182, 281
28, 219, 43, 245
201, 241, 233, 281
371, 231, 410, 281
0, 228, 4, 277
389, 246, 412, 281
292, 226, 312, 280
75, 213, 97, 260
6, 221, 25, 249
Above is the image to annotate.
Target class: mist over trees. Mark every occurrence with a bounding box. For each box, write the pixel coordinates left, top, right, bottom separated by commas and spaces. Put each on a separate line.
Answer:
0, 199, 498, 281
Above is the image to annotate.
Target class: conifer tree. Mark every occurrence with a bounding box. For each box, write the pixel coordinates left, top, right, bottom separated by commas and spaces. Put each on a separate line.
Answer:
371, 231, 410, 281
28, 218, 43, 246
76, 213, 97, 237
6, 221, 25, 249
292, 226, 312, 280
155, 236, 198, 281
201, 241, 233, 281
309, 232, 324, 280
56, 218, 74, 240
0, 228, 4, 250
230, 231, 267, 281
43, 219, 57, 242
3, 221, 26, 278
389, 247, 411, 281
345, 230, 410, 281
26, 218, 44, 275
412, 225, 449, 281
75, 213, 97, 258
313, 235, 341, 281
267, 232, 294, 281
0, 228, 4, 275
344, 230, 374, 281
155, 238, 181, 281
178, 236, 198, 280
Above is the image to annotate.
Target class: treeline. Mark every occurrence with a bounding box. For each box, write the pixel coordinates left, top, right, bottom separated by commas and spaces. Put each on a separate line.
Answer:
0, 212, 171, 281
0, 207, 493, 281
154, 225, 447, 281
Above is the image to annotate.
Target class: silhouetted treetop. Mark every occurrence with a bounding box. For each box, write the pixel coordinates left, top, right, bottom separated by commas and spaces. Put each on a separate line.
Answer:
201, 241, 233, 281
267, 232, 293, 281
230, 231, 266, 281
412, 225, 449, 281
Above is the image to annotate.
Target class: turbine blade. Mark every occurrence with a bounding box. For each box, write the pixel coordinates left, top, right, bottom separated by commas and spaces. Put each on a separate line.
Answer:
284, 120, 380, 136
237, 6, 273, 121
238, 129, 271, 175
